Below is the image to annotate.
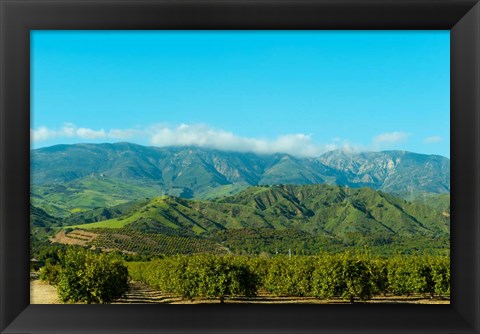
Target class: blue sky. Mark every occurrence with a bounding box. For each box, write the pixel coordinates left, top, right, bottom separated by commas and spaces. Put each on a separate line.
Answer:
31, 30, 450, 157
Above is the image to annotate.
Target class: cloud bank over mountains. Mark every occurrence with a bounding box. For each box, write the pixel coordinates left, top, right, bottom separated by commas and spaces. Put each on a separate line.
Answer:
148, 124, 342, 157
31, 122, 437, 157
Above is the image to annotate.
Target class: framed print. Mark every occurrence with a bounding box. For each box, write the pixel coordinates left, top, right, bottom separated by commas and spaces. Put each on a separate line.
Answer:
1, 0, 479, 333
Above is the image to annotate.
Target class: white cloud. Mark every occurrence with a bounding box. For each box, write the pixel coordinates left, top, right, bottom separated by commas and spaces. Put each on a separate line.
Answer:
31, 122, 389, 157
31, 127, 57, 142
76, 128, 106, 139
424, 136, 442, 144
148, 123, 337, 156
372, 131, 410, 147
31, 123, 106, 142
60, 123, 76, 137
148, 124, 369, 156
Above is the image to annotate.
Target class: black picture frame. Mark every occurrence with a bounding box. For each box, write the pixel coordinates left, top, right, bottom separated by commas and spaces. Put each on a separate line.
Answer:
1, 0, 479, 333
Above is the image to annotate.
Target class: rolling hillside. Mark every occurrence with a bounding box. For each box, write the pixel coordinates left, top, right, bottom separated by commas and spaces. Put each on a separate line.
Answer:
31, 177, 162, 217
65, 184, 450, 241
30, 204, 58, 228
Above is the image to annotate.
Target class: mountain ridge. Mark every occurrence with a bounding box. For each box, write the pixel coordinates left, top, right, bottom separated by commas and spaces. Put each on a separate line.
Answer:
31, 143, 450, 212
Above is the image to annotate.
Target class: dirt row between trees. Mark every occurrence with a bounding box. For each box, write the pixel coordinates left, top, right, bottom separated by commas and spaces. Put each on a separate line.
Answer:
30, 280, 449, 304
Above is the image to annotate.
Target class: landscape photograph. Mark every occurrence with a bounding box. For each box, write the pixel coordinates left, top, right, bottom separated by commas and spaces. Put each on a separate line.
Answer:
30, 30, 450, 304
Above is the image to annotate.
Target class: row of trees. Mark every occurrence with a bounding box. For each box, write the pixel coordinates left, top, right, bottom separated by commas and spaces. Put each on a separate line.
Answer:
128, 254, 258, 303
213, 228, 450, 257
90, 229, 221, 256
259, 254, 449, 302
38, 248, 449, 304
128, 253, 450, 303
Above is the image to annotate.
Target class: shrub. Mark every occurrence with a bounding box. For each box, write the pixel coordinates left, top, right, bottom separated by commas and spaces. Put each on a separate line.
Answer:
387, 255, 451, 298
312, 253, 375, 302
431, 256, 450, 297
312, 254, 344, 299
57, 248, 129, 304
387, 256, 416, 295
413, 257, 436, 297
370, 258, 389, 296
340, 254, 374, 302
39, 258, 62, 285
264, 256, 315, 296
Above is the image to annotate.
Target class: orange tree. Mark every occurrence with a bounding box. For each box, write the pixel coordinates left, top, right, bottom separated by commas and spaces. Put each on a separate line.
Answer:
56, 247, 129, 303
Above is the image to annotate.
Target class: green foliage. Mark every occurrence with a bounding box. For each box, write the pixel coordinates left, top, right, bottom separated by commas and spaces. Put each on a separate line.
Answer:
387, 255, 450, 297
312, 254, 346, 299
411, 193, 450, 212
196, 183, 249, 200
431, 256, 450, 296
370, 258, 389, 295
244, 256, 270, 287
30, 205, 61, 245
39, 258, 62, 285
339, 254, 374, 302
188, 255, 258, 302
414, 259, 436, 297
30, 238, 68, 267
213, 228, 448, 257
128, 253, 449, 303
128, 255, 259, 302
36, 248, 450, 303
30, 204, 59, 227
264, 256, 315, 296
56, 248, 129, 304
387, 256, 416, 295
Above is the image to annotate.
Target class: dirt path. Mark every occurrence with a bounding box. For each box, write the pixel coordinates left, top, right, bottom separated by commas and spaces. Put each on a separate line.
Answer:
113, 282, 183, 304
30, 280, 450, 304
30, 280, 60, 304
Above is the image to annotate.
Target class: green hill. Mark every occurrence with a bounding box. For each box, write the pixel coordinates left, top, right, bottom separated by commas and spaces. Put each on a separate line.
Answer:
31, 176, 163, 217
67, 184, 449, 243
30, 204, 58, 228
411, 193, 450, 213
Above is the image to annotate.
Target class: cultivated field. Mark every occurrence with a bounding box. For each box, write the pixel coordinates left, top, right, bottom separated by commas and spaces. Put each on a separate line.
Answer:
50, 230, 98, 246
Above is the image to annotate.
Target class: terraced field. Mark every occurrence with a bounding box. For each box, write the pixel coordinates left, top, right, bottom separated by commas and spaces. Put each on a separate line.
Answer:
50, 230, 98, 246
50, 229, 226, 256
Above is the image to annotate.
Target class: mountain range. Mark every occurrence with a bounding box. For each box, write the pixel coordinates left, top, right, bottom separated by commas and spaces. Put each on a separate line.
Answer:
31, 143, 450, 216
